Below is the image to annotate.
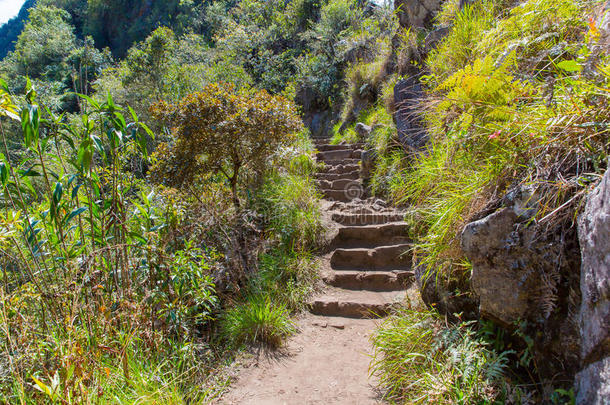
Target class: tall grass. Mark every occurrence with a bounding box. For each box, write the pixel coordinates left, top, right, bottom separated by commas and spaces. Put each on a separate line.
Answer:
0, 80, 322, 402
371, 308, 512, 404
221, 295, 296, 348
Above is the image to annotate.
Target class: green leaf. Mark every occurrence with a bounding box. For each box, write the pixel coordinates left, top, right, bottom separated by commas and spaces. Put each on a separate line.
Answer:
64, 207, 87, 225
72, 183, 82, 199
76, 93, 100, 110
556, 60, 581, 73
77, 139, 93, 171
31, 376, 54, 398
128, 106, 138, 123
129, 231, 147, 245
140, 122, 155, 140
0, 161, 8, 186
19, 167, 42, 177
0, 78, 9, 93
53, 182, 63, 204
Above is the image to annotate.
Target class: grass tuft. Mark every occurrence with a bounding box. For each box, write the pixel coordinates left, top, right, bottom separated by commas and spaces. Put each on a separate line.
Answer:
221, 295, 296, 348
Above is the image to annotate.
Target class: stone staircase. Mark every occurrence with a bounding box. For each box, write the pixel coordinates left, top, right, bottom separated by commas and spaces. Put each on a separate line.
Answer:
308, 137, 413, 319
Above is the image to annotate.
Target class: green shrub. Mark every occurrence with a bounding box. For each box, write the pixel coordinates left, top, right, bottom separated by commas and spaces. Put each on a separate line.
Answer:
221, 295, 296, 348
150, 82, 303, 208
369, 0, 608, 291
253, 249, 318, 311
427, 0, 499, 84
258, 171, 322, 251
371, 308, 512, 404
332, 101, 396, 148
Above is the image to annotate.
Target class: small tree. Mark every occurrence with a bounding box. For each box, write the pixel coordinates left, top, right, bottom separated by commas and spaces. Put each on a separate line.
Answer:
150, 82, 303, 207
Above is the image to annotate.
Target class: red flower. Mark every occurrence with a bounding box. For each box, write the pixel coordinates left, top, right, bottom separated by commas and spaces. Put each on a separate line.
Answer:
489, 130, 501, 140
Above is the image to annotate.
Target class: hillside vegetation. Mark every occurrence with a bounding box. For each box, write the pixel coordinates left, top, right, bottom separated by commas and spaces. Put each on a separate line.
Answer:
0, 0, 608, 403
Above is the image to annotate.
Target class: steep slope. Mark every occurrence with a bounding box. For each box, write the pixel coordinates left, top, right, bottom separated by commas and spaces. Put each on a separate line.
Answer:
0, 0, 36, 58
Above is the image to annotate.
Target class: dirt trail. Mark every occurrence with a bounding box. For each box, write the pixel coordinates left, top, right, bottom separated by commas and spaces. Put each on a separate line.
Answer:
219, 138, 413, 404
220, 313, 383, 405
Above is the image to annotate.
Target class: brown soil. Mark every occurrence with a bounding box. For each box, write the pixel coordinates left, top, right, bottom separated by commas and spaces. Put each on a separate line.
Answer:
219, 313, 384, 405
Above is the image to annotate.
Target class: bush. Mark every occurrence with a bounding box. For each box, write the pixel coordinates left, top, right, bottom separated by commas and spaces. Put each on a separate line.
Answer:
258, 172, 322, 251
252, 249, 319, 312
0, 85, 228, 403
221, 295, 296, 348
150, 82, 303, 208
371, 308, 512, 404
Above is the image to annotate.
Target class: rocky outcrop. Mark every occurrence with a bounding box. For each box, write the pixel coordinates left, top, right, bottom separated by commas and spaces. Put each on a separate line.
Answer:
575, 168, 610, 404
393, 76, 428, 152
296, 86, 333, 138
461, 185, 582, 379
394, 0, 443, 29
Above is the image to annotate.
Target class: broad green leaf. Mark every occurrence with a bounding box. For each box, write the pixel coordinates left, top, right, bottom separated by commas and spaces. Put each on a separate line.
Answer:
556, 59, 581, 73
77, 139, 93, 171
0, 162, 8, 186
76, 93, 100, 110
53, 182, 63, 204
64, 207, 87, 225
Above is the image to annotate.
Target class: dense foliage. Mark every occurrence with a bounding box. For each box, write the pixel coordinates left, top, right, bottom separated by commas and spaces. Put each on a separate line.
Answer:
150, 83, 303, 206
1, 0, 606, 402
0, 0, 343, 401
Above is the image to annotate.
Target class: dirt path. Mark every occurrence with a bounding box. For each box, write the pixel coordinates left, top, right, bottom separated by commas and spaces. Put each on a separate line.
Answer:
219, 138, 413, 404
220, 313, 383, 405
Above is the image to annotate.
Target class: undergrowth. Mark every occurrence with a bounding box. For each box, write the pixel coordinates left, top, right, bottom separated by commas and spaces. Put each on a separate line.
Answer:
371, 308, 514, 404
221, 295, 296, 349
371, 0, 609, 281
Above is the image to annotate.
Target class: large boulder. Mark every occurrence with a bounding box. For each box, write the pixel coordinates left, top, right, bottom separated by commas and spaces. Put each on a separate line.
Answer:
461, 185, 582, 379
575, 167, 610, 404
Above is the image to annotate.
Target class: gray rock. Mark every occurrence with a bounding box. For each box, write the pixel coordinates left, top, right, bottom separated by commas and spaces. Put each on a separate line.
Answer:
462, 208, 527, 323
360, 149, 376, 180
393, 77, 429, 152
575, 358, 610, 405
575, 168, 610, 403
578, 168, 610, 364
354, 123, 372, 139
424, 25, 451, 53
461, 185, 581, 379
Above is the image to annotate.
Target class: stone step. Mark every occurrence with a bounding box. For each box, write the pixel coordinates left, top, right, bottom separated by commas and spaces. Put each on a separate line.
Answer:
332, 222, 410, 248
316, 143, 365, 152
322, 188, 366, 203
317, 179, 362, 191
320, 164, 361, 174
320, 158, 361, 166
331, 212, 405, 226
323, 270, 414, 291
330, 244, 412, 270
309, 289, 405, 318
316, 149, 362, 161
315, 170, 360, 182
